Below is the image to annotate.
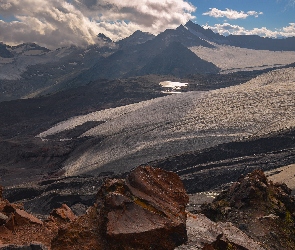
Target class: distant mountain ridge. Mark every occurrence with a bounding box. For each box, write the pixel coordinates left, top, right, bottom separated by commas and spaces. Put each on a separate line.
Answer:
118, 30, 155, 49
184, 20, 295, 51
0, 21, 295, 102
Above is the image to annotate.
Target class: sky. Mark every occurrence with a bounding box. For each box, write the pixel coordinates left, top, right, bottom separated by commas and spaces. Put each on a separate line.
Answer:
0, 0, 294, 49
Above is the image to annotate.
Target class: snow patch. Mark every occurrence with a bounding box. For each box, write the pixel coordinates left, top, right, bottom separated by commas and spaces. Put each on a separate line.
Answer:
159, 81, 188, 93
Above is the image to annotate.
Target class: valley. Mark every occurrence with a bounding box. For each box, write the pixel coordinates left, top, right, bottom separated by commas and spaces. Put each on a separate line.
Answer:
0, 20, 295, 249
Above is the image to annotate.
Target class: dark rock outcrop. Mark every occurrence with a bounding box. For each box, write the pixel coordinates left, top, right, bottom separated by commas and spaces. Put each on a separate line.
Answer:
2, 168, 295, 249
201, 170, 295, 250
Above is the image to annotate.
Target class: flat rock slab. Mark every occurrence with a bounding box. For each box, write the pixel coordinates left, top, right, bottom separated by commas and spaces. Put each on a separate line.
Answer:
176, 214, 264, 250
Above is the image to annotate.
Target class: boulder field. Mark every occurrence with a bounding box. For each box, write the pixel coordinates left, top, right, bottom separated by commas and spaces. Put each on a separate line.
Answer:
1, 167, 294, 249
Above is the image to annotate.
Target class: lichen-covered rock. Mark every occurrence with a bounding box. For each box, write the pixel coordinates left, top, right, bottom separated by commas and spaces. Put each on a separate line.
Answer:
96, 165, 189, 250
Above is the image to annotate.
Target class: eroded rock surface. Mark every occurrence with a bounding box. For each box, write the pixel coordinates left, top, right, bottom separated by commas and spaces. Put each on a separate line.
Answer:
96, 166, 189, 249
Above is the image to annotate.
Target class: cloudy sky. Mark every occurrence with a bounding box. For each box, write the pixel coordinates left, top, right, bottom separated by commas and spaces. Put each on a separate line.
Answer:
0, 0, 294, 48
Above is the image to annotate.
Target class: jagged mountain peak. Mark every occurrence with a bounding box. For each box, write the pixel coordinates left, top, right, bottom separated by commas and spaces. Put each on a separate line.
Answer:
185, 20, 203, 30
184, 20, 226, 43
132, 30, 152, 35
118, 30, 155, 48
155, 24, 215, 48
97, 33, 113, 43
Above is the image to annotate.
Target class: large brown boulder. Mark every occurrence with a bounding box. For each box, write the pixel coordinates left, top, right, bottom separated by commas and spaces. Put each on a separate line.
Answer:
96, 166, 189, 250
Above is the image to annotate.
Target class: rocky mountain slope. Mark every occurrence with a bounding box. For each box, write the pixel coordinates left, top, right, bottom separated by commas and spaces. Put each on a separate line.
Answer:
0, 42, 117, 101
0, 19, 295, 250
1, 167, 294, 249
190, 44, 295, 73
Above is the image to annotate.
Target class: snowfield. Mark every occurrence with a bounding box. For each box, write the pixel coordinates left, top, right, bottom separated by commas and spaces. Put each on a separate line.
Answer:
38, 67, 295, 176
190, 44, 295, 73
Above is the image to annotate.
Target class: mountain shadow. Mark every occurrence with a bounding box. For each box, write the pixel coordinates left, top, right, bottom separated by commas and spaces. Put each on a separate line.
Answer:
0, 43, 13, 58
138, 42, 219, 77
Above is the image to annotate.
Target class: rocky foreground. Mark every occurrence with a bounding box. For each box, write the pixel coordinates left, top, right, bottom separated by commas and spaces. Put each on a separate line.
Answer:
0, 167, 294, 249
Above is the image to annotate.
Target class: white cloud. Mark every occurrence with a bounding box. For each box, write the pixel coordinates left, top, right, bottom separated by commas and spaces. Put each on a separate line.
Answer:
0, 0, 196, 49
203, 22, 295, 38
203, 8, 263, 20
281, 23, 295, 36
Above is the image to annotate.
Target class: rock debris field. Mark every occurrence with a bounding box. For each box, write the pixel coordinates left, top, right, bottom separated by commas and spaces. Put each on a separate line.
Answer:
38, 67, 295, 177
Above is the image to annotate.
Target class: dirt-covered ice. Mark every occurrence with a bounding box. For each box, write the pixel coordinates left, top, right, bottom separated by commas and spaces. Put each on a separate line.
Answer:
38, 67, 295, 176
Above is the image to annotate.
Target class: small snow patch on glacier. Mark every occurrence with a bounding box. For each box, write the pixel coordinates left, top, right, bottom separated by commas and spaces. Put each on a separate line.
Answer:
159, 81, 188, 93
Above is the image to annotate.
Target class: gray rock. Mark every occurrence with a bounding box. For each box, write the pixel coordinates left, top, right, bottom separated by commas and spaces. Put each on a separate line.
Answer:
0, 243, 48, 250
176, 214, 265, 250
0, 212, 8, 225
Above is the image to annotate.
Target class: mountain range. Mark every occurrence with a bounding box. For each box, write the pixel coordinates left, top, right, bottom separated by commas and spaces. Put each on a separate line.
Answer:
1, 21, 295, 102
